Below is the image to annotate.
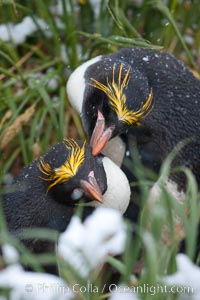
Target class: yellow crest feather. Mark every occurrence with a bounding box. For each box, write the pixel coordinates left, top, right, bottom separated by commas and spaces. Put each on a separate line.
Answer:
90, 63, 153, 125
38, 139, 86, 192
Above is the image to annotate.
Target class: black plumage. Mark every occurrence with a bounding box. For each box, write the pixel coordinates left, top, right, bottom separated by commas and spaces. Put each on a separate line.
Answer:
67, 47, 200, 188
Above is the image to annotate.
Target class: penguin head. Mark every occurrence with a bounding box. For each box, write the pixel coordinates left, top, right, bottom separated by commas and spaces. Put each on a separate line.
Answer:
85, 62, 153, 156
67, 56, 153, 156
38, 138, 107, 204
37, 138, 130, 213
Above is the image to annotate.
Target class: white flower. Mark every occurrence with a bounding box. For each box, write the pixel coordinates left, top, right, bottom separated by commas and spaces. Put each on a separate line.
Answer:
0, 23, 12, 42
0, 16, 49, 45
0, 264, 73, 300
162, 254, 200, 300
57, 207, 126, 277
1, 244, 19, 264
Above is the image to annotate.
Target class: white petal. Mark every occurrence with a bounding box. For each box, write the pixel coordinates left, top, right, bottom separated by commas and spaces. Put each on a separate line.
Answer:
1, 244, 19, 264
163, 254, 200, 300
57, 207, 126, 278
0, 264, 73, 300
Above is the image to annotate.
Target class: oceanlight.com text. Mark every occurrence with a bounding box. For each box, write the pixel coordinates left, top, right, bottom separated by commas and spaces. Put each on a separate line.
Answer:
109, 283, 194, 296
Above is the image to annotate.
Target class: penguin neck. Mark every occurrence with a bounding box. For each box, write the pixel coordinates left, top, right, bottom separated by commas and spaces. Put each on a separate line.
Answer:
66, 55, 102, 113
88, 156, 130, 213
102, 136, 126, 167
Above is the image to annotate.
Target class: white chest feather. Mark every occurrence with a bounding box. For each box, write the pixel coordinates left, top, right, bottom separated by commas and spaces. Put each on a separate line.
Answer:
88, 157, 131, 214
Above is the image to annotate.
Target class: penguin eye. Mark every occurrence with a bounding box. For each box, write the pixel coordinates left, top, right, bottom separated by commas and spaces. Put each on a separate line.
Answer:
90, 63, 154, 125
71, 189, 83, 201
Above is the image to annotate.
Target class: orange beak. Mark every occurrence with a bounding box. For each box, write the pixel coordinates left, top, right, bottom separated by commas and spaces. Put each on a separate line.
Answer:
80, 171, 103, 203
90, 110, 114, 156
